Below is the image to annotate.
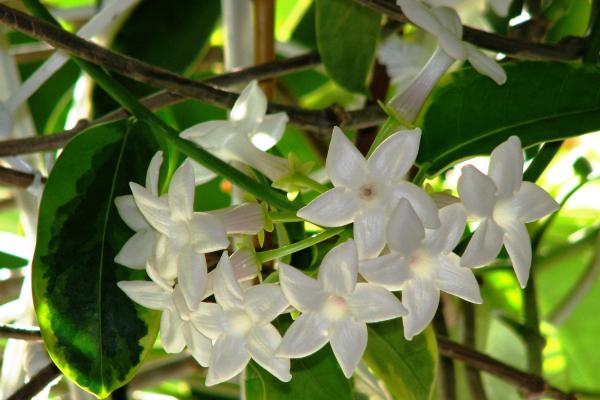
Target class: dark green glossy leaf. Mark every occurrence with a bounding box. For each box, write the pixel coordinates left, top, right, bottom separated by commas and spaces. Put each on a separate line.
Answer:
363, 320, 437, 400
93, 0, 220, 116
32, 120, 160, 397
315, 0, 380, 93
245, 345, 353, 400
0, 250, 28, 269
417, 61, 600, 175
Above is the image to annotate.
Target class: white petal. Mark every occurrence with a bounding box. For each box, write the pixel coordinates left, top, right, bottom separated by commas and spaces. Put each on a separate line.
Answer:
168, 161, 196, 221
230, 80, 267, 124
244, 284, 288, 324
397, 0, 442, 35
489, 0, 512, 16
146, 256, 176, 292
436, 253, 482, 303
251, 112, 288, 151
402, 277, 440, 340
297, 187, 359, 227
277, 312, 330, 358
154, 235, 179, 279
438, 31, 468, 60
117, 281, 171, 310
512, 182, 558, 223
318, 240, 359, 295
190, 160, 218, 185
466, 45, 506, 85
205, 334, 251, 386
488, 136, 524, 198
115, 195, 149, 231
177, 250, 208, 310
387, 199, 424, 255
348, 283, 407, 322
191, 302, 225, 340
460, 218, 504, 267
330, 318, 367, 378
208, 203, 265, 235
115, 230, 156, 269
189, 212, 229, 253
247, 325, 291, 382
500, 218, 532, 288
229, 137, 289, 181
354, 207, 387, 259
326, 127, 368, 188
424, 203, 466, 254
230, 249, 260, 282
180, 120, 234, 151
457, 165, 497, 218
368, 129, 421, 184
359, 253, 411, 291
278, 263, 326, 313
130, 183, 172, 235
214, 252, 245, 309
146, 151, 163, 196
431, 6, 462, 37
182, 323, 212, 367
392, 182, 440, 228
161, 311, 185, 353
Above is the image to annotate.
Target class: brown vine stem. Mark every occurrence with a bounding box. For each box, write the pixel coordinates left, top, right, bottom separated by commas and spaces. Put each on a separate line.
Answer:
254, 0, 276, 98
0, 5, 385, 133
6, 362, 61, 400
0, 166, 46, 188
353, 0, 586, 60
0, 52, 322, 158
0, 324, 43, 340
437, 335, 576, 400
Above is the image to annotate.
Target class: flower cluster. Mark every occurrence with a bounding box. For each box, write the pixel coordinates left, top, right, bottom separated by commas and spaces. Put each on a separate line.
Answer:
115, 82, 558, 385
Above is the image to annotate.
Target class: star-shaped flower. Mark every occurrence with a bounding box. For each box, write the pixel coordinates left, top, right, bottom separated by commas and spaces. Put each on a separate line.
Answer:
390, 2, 506, 123
192, 252, 291, 386
277, 240, 406, 377
180, 80, 289, 183
360, 201, 482, 340
457, 136, 559, 287
117, 259, 212, 366
297, 127, 439, 259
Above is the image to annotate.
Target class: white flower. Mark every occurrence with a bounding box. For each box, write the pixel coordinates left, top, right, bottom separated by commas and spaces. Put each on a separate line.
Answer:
114, 151, 163, 269
377, 34, 434, 87
180, 80, 289, 183
390, 2, 506, 123
360, 201, 481, 340
297, 127, 439, 259
457, 136, 559, 287
117, 261, 212, 366
192, 252, 291, 386
277, 240, 406, 378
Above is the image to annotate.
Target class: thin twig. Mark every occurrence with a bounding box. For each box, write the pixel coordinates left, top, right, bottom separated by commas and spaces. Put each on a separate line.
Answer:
437, 335, 576, 400
6, 363, 61, 400
353, 0, 585, 60
0, 5, 385, 133
462, 302, 488, 400
433, 309, 456, 400
0, 53, 322, 157
0, 324, 43, 340
0, 166, 46, 188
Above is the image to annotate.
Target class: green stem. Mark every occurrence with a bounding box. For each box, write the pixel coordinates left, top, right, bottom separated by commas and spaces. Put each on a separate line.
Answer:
412, 163, 431, 186
269, 211, 303, 223
294, 174, 329, 193
22, 0, 296, 212
256, 227, 345, 263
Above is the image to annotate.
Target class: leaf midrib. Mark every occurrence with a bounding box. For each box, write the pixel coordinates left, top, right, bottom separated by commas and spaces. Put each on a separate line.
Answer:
97, 127, 131, 390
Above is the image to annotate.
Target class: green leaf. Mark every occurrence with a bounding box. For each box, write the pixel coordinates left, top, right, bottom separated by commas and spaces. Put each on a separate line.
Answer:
245, 345, 353, 399
417, 61, 600, 176
0, 250, 28, 269
32, 119, 161, 398
363, 320, 438, 400
315, 0, 380, 93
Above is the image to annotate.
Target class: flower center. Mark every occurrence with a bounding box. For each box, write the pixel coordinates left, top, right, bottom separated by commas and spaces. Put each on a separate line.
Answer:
322, 295, 349, 321
226, 309, 253, 336
358, 183, 377, 200
492, 199, 515, 226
